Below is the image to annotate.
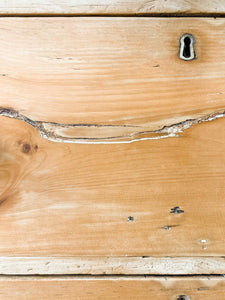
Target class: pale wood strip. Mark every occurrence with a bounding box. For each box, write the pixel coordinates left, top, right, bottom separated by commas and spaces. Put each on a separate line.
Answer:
0, 257, 224, 275
0, 1, 224, 15
0, 276, 224, 300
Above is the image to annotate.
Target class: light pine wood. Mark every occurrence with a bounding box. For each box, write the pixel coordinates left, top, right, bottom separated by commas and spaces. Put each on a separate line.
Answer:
0, 276, 224, 300
0, 18, 225, 133
0, 257, 224, 275
0, 18, 224, 260
0, 11, 224, 300
0, 1, 224, 15
0, 114, 224, 256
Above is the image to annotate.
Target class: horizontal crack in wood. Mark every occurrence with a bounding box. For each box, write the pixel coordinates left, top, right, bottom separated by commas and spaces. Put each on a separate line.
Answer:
0, 107, 224, 144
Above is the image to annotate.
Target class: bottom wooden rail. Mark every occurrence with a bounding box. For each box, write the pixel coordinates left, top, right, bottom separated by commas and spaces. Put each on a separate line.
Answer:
0, 275, 224, 300
0, 256, 224, 275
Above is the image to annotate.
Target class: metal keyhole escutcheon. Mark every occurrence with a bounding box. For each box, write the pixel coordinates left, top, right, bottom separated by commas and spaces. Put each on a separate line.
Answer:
179, 33, 196, 61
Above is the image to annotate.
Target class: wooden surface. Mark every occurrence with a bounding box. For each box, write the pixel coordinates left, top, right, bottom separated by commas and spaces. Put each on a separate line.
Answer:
0, 276, 224, 300
0, 18, 224, 258
0, 1, 225, 15
0, 257, 225, 275
0, 18, 225, 135
0, 18, 224, 300
0, 112, 224, 256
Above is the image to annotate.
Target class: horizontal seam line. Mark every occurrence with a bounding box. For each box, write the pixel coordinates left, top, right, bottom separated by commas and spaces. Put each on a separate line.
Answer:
0, 14, 224, 18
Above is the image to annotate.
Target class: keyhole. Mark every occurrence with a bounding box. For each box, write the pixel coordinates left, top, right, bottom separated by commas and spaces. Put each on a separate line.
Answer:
183, 37, 191, 58
179, 33, 196, 61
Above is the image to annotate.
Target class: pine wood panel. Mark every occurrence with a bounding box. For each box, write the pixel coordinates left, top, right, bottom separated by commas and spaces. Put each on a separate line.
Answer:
0, 114, 224, 256
0, 276, 224, 300
0, 1, 224, 15
0, 17, 224, 257
0, 18, 225, 131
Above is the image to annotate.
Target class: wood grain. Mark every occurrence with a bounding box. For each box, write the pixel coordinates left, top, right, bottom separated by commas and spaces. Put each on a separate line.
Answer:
0, 257, 225, 275
0, 114, 224, 256
0, 17, 224, 258
0, 18, 225, 133
0, 276, 224, 300
0, 1, 224, 15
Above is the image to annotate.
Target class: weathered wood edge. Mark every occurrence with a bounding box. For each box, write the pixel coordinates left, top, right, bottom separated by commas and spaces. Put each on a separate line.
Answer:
0, 257, 224, 275
0, 1, 225, 16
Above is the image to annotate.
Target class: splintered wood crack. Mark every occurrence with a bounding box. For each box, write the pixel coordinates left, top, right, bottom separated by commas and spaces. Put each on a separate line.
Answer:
0, 107, 224, 144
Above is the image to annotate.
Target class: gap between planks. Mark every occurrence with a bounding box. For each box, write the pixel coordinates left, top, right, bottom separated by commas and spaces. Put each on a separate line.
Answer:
0, 14, 224, 17
0, 257, 224, 275
0, 275, 224, 280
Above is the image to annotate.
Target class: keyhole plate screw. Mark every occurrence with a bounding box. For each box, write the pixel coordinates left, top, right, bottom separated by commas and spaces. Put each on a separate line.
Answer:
179, 33, 196, 61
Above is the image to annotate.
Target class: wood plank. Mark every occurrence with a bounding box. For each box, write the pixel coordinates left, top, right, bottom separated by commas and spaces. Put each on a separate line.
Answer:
0, 114, 224, 256
0, 18, 225, 133
0, 276, 224, 300
0, 1, 225, 15
0, 257, 225, 275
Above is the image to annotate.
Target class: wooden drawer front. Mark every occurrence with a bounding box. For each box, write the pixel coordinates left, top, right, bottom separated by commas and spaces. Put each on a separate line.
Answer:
0, 277, 224, 300
0, 18, 225, 257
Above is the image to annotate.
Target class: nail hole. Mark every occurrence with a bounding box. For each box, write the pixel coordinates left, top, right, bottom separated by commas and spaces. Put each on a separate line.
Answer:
170, 206, 184, 214
177, 295, 190, 300
128, 216, 134, 222
164, 225, 171, 230
179, 33, 196, 61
